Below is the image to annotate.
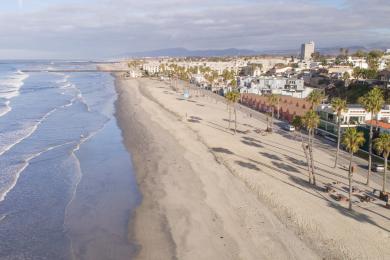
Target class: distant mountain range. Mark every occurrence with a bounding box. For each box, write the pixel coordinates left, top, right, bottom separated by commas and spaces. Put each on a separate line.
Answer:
120, 48, 258, 58
119, 42, 390, 58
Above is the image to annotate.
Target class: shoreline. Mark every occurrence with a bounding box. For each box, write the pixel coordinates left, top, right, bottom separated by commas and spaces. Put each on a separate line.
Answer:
114, 76, 177, 259
114, 76, 321, 259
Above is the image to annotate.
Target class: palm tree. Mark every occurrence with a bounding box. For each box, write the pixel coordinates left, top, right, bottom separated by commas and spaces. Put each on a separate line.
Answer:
359, 88, 384, 186
225, 92, 233, 129
342, 72, 351, 87
306, 89, 325, 110
267, 94, 279, 131
331, 98, 347, 168
342, 128, 365, 210
292, 115, 312, 180
374, 133, 390, 193
303, 110, 320, 185
225, 90, 241, 134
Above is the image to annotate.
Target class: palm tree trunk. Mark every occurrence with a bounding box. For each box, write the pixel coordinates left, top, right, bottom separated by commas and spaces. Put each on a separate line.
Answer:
349, 152, 354, 210
271, 109, 274, 131
367, 123, 374, 186
234, 104, 237, 134
301, 131, 312, 183
309, 131, 316, 185
384, 154, 388, 193
228, 104, 231, 129
334, 119, 342, 168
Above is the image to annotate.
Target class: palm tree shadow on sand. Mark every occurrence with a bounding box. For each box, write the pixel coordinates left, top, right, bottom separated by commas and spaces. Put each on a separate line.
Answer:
210, 146, 390, 233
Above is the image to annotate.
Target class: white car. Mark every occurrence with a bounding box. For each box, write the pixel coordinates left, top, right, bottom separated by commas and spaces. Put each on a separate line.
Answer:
373, 164, 385, 172
284, 124, 295, 131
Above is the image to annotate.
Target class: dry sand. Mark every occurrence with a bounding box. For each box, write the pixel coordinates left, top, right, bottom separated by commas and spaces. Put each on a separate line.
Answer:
115, 76, 390, 260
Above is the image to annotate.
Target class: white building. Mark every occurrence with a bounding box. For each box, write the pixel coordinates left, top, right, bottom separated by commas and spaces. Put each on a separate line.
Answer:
301, 41, 315, 61
317, 104, 390, 133
190, 74, 207, 84
239, 77, 310, 98
142, 62, 161, 74
347, 57, 369, 69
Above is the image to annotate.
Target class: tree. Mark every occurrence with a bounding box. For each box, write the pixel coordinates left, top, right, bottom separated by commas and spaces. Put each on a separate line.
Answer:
291, 115, 303, 131
267, 94, 279, 131
367, 50, 384, 71
292, 115, 312, 179
353, 50, 367, 58
342, 128, 365, 210
306, 89, 325, 110
331, 98, 347, 168
359, 88, 384, 185
374, 133, 390, 193
225, 90, 241, 134
352, 67, 363, 80
303, 110, 320, 185
342, 72, 351, 86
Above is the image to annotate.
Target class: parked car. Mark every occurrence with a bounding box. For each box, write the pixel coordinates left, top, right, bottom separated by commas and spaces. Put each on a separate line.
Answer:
283, 124, 295, 131
373, 164, 385, 172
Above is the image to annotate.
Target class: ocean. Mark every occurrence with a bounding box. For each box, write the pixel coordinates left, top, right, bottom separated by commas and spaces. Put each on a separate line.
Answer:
0, 61, 140, 259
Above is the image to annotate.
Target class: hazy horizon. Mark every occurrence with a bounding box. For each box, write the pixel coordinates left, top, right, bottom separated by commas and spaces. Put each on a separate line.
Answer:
0, 0, 389, 59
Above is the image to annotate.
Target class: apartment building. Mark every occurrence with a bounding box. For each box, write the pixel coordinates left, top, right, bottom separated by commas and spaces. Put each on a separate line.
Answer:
317, 104, 390, 134
239, 76, 311, 98
300, 41, 315, 61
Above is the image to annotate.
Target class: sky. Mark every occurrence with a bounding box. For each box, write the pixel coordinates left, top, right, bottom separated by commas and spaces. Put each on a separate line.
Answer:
0, 0, 389, 59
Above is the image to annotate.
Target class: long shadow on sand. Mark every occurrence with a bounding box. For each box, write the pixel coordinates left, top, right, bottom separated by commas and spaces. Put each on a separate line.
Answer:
211, 145, 389, 231
235, 160, 260, 171
211, 147, 234, 154
242, 140, 263, 148
259, 152, 281, 161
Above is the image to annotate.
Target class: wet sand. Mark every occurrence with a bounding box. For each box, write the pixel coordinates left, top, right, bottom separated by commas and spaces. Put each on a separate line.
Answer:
63, 106, 140, 260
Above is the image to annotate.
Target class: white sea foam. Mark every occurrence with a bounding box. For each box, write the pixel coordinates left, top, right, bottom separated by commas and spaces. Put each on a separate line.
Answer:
0, 70, 29, 100
0, 120, 106, 203
0, 96, 75, 157
0, 100, 11, 117
0, 70, 29, 117
0, 141, 76, 202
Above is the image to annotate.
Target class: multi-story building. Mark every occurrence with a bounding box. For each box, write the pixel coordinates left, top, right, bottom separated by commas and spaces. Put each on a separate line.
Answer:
142, 62, 161, 74
317, 104, 390, 134
300, 41, 315, 61
239, 76, 312, 98
347, 57, 369, 69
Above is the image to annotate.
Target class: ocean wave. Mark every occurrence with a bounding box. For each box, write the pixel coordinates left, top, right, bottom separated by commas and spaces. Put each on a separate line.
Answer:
0, 70, 29, 118
0, 118, 108, 203
0, 100, 11, 117
0, 70, 29, 100
0, 141, 76, 203
0, 97, 75, 157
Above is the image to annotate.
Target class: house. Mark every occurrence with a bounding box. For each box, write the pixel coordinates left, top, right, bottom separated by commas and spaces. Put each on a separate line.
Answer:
347, 57, 369, 69
316, 104, 390, 134
328, 66, 353, 79
379, 70, 390, 88
365, 120, 390, 134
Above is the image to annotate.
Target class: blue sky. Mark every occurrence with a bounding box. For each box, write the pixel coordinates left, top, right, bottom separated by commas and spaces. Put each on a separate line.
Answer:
0, 0, 389, 59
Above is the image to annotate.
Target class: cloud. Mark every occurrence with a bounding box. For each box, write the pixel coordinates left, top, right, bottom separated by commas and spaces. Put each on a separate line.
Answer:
0, 0, 389, 58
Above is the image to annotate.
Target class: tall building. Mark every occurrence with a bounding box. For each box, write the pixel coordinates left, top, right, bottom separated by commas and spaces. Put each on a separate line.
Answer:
300, 41, 315, 60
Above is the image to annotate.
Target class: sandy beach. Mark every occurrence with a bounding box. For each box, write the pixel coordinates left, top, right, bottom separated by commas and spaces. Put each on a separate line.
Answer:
114, 76, 390, 259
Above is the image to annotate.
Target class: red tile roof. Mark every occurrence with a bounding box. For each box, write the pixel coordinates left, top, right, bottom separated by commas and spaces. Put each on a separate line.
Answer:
366, 120, 390, 130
